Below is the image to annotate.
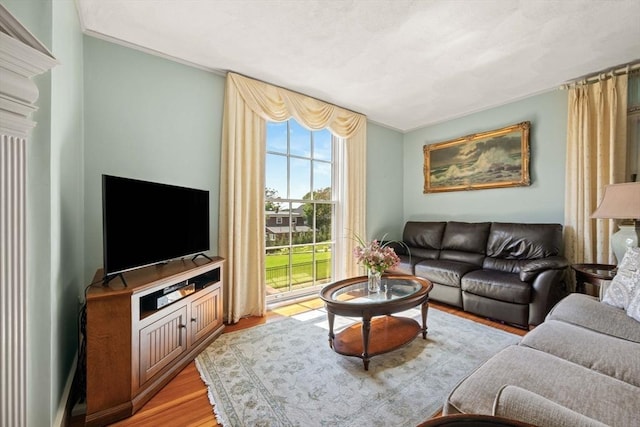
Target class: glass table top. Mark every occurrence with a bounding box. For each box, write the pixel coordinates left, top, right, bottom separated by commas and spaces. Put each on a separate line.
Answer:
329, 278, 423, 304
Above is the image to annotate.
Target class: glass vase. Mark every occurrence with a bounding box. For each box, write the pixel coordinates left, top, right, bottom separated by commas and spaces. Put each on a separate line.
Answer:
367, 269, 382, 293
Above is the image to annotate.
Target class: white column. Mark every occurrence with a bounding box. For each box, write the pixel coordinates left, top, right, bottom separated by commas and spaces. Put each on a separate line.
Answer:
0, 5, 57, 426
0, 133, 27, 427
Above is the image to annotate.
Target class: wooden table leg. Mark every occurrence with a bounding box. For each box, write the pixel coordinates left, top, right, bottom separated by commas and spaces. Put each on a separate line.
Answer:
327, 311, 335, 349
421, 299, 429, 339
362, 317, 371, 370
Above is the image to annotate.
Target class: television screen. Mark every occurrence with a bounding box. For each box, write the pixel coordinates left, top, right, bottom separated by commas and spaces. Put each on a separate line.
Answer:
102, 175, 210, 276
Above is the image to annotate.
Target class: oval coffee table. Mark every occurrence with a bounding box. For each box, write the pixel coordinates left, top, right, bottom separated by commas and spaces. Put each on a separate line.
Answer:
319, 274, 433, 370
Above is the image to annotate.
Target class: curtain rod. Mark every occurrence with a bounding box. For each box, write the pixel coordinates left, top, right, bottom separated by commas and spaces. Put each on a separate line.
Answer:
561, 61, 640, 89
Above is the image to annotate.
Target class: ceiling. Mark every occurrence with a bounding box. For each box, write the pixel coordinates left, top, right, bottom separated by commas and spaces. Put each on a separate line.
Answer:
76, 0, 640, 132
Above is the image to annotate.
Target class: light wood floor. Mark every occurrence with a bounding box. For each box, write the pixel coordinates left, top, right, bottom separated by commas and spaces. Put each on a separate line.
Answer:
91, 298, 527, 427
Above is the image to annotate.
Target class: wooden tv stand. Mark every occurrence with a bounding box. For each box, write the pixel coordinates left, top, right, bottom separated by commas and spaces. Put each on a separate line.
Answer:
84, 257, 225, 426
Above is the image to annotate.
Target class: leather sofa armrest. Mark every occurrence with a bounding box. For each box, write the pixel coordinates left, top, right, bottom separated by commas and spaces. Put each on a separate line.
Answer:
519, 256, 568, 282
493, 385, 607, 427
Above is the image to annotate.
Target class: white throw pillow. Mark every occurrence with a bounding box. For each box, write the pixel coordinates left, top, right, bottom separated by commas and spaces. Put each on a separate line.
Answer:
624, 247, 640, 322
602, 247, 640, 314
628, 289, 640, 322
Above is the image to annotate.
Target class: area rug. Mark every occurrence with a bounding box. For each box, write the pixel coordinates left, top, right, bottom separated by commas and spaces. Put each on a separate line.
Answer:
195, 307, 520, 427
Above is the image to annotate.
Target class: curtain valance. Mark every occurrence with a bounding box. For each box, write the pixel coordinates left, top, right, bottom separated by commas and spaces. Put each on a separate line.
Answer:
228, 72, 366, 138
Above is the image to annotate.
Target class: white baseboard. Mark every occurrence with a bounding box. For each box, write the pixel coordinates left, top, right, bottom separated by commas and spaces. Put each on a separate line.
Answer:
53, 352, 77, 427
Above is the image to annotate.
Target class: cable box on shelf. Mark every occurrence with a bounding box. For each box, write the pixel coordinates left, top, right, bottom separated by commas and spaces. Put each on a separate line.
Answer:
141, 280, 195, 310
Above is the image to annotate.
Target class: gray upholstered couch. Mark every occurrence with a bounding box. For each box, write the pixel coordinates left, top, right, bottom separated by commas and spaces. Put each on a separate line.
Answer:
443, 292, 640, 426
388, 221, 568, 328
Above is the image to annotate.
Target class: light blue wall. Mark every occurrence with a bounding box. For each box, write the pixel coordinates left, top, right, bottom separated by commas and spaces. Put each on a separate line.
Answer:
402, 90, 568, 224
83, 37, 225, 280
1, 0, 84, 425
366, 123, 404, 240
50, 0, 85, 422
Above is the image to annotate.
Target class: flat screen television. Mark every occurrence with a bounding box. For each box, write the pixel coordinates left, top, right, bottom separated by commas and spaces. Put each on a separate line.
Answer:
102, 175, 210, 279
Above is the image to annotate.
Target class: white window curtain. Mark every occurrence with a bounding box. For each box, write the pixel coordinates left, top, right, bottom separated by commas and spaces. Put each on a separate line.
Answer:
564, 74, 628, 268
219, 72, 367, 323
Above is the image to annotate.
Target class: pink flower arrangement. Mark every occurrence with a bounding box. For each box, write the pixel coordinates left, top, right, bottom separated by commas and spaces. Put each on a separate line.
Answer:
353, 236, 401, 274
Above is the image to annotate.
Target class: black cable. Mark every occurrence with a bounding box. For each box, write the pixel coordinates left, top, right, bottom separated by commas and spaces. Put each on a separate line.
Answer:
85, 276, 108, 294
76, 276, 106, 403
77, 302, 87, 403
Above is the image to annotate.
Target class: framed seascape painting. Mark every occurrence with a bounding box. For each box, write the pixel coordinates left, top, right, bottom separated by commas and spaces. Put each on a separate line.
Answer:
423, 121, 531, 193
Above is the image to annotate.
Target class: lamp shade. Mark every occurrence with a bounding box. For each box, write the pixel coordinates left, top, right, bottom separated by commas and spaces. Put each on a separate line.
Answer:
591, 182, 640, 219
591, 182, 640, 264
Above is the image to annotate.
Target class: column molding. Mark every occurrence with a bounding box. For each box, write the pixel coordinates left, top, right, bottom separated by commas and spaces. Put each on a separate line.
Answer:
0, 4, 57, 427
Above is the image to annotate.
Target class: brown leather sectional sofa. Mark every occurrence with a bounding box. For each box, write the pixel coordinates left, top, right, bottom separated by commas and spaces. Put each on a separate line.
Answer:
387, 221, 569, 328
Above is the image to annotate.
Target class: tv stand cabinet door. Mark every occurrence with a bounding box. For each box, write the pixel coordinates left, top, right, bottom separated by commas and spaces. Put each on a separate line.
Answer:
189, 283, 223, 345
138, 305, 188, 385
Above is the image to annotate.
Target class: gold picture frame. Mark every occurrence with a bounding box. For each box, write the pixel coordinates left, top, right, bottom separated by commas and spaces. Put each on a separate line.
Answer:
423, 121, 530, 193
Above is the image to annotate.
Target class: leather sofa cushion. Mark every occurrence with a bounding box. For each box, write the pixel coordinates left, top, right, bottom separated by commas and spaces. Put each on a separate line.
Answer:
407, 247, 440, 260
440, 250, 485, 266
483, 257, 527, 274
462, 270, 530, 304
388, 254, 423, 275
386, 240, 439, 261
487, 222, 562, 259
441, 221, 491, 254
402, 221, 446, 250
415, 260, 480, 288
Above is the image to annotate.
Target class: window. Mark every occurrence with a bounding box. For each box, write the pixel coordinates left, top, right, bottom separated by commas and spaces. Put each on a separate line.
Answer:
265, 119, 335, 301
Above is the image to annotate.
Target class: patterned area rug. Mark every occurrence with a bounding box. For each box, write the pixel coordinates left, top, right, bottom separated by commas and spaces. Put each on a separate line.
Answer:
195, 307, 520, 427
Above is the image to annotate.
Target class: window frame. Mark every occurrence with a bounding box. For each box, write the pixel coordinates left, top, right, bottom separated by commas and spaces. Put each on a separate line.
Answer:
264, 119, 339, 303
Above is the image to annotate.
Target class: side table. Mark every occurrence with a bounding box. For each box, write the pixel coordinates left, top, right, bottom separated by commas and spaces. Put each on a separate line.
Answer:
571, 263, 616, 297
